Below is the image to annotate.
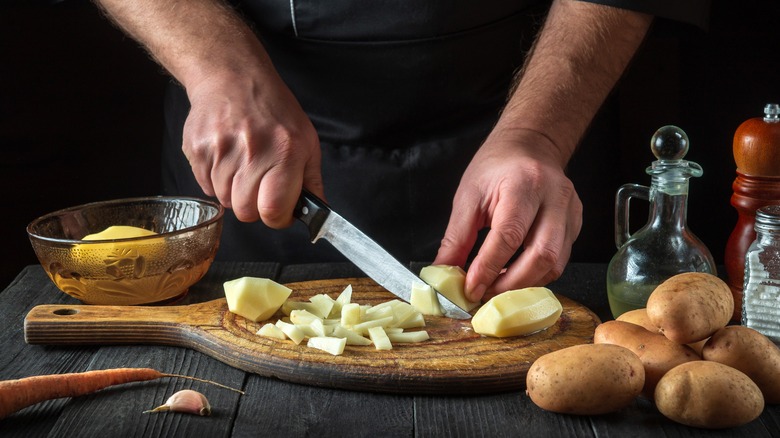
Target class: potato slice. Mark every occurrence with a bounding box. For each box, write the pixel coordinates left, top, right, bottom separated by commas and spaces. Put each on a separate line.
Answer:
471, 287, 562, 337
340, 303, 361, 327
275, 320, 305, 345
387, 330, 430, 343
257, 323, 287, 340
309, 294, 336, 318
419, 265, 479, 311
353, 316, 394, 335
224, 277, 292, 322
368, 326, 392, 350
307, 336, 347, 356
332, 325, 373, 346
410, 283, 444, 316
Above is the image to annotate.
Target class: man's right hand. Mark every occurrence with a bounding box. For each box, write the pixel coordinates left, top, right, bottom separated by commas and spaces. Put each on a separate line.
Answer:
93, 0, 324, 229
182, 69, 323, 229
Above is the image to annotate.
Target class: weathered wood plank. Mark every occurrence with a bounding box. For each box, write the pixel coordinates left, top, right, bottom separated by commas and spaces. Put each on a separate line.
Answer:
232, 376, 414, 437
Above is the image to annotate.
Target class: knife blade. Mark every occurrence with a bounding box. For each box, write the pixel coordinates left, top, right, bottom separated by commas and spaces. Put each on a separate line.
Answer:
294, 189, 472, 320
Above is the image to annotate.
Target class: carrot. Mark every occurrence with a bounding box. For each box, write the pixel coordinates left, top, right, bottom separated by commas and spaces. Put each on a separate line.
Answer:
0, 367, 243, 420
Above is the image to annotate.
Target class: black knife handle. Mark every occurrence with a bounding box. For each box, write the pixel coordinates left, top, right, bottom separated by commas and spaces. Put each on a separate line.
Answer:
294, 189, 331, 241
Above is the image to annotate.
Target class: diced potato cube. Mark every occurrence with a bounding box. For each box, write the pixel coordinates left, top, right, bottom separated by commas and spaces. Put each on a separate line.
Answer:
368, 326, 392, 350
275, 320, 305, 344
341, 303, 361, 327
471, 287, 562, 337
257, 323, 287, 340
410, 283, 444, 316
332, 325, 373, 346
224, 277, 292, 322
420, 265, 479, 312
309, 294, 336, 318
387, 330, 430, 343
307, 336, 346, 356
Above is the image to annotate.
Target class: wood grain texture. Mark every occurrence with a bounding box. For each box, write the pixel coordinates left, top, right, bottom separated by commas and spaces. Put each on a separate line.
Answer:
24, 277, 599, 395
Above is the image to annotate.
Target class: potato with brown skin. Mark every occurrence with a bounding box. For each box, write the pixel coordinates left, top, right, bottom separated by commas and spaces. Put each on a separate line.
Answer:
702, 325, 780, 404
655, 361, 764, 429
617, 308, 707, 353
594, 320, 699, 398
646, 272, 733, 344
526, 343, 644, 415
616, 308, 660, 333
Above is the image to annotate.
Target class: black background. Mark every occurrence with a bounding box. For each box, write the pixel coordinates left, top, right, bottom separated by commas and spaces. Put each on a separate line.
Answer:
2, 0, 779, 289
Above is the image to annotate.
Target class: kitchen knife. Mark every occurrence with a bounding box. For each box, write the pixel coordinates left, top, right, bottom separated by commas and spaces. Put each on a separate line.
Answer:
294, 189, 472, 320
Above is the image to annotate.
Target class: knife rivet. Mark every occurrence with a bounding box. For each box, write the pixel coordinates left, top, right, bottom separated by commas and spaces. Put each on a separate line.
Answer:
301, 206, 309, 215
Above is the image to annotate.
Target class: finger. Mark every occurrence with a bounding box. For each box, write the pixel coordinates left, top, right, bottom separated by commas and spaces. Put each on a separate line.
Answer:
464, 199, 530, 302
488, 190, 582, 297
183, 135, 218, 199
230, 162, 262, 223
433, 189, 483, 270
301, 144, 325, 202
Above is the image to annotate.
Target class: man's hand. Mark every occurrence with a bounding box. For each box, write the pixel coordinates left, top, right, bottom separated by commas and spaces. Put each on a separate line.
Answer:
435, 128, 582, 302
183, 70, 322, 228
94, 0, 324, 228
434, 0, 652, 301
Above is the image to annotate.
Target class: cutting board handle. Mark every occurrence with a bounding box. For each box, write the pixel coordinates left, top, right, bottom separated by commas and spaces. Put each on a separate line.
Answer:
24, 300, 222, 346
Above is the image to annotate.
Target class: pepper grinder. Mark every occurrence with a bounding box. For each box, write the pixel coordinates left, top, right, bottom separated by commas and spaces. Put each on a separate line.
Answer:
725, 103, 780, 322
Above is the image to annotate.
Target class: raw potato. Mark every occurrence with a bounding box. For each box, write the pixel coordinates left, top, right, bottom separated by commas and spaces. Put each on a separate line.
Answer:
616, 308, 660, 334
646, 272, 733, 344
419, 265, 479, 311
410, 283, 443, 316
82, 225, 158, 240
263, 284, 430, 354
224, 277, 292, 322
702, 325, 780, 404
594, 320, 699, 398
617, 308, 707, 353
471, 287, 562, 337
526, 343, 645, 415
307, 336, 346, 356
655, 361, 764, 429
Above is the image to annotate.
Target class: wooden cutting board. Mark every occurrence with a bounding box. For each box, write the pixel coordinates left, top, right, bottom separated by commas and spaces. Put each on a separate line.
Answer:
24, 277, 600, 395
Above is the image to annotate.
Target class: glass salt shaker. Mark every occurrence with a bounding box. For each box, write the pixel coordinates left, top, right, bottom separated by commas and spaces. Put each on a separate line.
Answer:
742, 204, 780, 343
606, 126, 716, 318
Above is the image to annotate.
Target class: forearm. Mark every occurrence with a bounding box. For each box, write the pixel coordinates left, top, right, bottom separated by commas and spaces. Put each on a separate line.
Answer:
496, 0, 653, 166
93, 0, 270, 91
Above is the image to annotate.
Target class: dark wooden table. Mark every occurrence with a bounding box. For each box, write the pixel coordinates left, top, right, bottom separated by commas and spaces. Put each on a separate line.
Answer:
1, 262, 778, 437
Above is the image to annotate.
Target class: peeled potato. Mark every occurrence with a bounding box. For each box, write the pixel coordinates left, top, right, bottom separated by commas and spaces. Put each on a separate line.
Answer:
471, 287, 561, 337
224, 277, 292, 322
419, 265, 479, 311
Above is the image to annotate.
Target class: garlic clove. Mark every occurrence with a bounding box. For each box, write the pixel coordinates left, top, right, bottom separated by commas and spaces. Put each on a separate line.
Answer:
144, 389, 211, 416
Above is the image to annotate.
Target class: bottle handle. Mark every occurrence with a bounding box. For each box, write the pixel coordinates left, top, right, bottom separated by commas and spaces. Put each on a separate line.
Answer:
615, 183, 650, 249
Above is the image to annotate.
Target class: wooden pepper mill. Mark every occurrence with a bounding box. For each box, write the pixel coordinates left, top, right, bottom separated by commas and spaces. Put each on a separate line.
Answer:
725, 103, 780, 322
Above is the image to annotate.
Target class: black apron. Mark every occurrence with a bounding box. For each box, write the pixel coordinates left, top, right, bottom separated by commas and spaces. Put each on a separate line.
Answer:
162, 0, 549, 265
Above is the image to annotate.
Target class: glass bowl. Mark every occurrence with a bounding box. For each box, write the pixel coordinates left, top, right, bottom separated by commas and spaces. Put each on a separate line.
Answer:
27, 196, 224, 305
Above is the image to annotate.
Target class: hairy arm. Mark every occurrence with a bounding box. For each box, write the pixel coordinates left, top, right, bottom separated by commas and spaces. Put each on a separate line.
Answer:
93, 0, 323, 228
436, 0, 653, 300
